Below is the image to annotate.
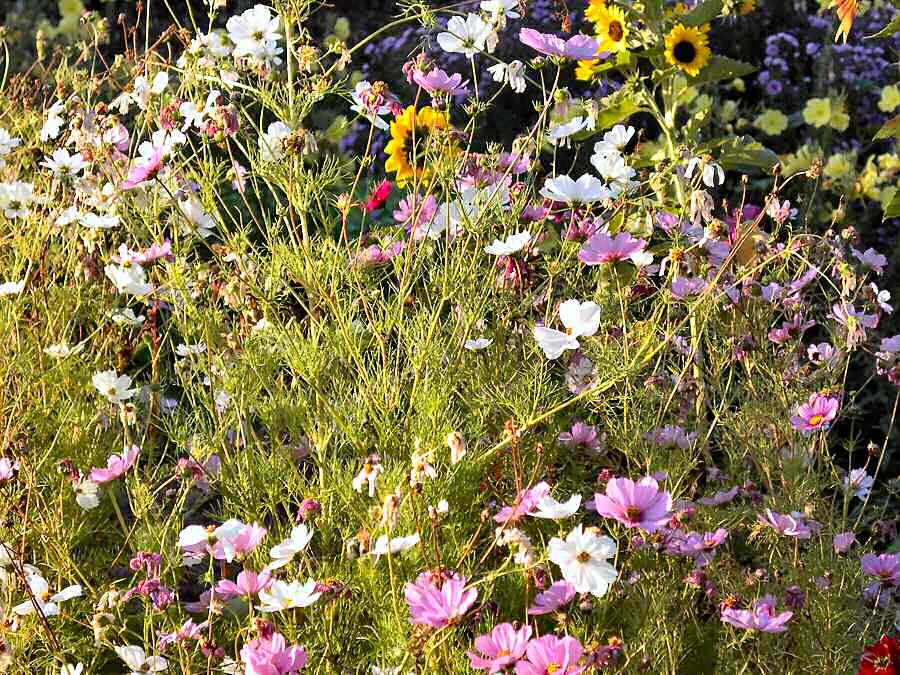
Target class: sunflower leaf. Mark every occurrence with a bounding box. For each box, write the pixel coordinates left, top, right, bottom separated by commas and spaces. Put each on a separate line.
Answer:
884, 190, 900, 220
687, 56, 757, 85
681, 0, 724, 26
866, 12, 900, 38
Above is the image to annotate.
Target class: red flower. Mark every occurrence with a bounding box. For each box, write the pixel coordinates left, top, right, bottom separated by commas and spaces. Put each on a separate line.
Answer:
363, 180, 392, 213
860, 635, 900, 675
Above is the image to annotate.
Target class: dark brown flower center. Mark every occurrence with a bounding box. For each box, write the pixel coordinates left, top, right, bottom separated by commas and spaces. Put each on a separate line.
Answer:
626, 505, 643, 521
609, 21, 624, 42
673, 40, 697, 64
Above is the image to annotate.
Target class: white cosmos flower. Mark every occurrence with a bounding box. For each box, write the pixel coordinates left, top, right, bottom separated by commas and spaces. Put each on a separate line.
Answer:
258, 121, 291, 163
534, 299, 602, 360
12, 574, 82, 616
43, 342, 84, 359
532, 494, 582, 519
81, 212, 120, 229
437, 13, 493, 58
844, 468, 874, 500
104, 262, 152, 296
487, 60, 526, 93
0, 280, 25, 296
481, 0, 521, 19
484, 230, 531, 256
464, 337, 493, 350
41, 101, 66, 142
0, 128, 22, 166
176, 342, 207, 358
368, 533, 421, 559
114, 645, 168, 674
548, 524, 618, 597
92, 369, 137, 403
548, 116, 590, 146
60, 664, 84, 675
74, 479, 100, 510
109, 308, 146, 327
257, 579, 321, 612
540, 174, 612, 204
269, 524, 314, 569
593, 124, 635, 158
178, 194, 217, 238
41, 149, 89, 178
226, 4, 283, 66
590, 153, 638, 195
685, 157, 725, 187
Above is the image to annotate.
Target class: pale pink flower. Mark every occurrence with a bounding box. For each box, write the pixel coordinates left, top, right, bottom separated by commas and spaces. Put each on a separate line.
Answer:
495, 481, 551, 523
593, 477, 673, 533
216, 568, 273, 599
579, 232, 649, 266
468, 623, 532, 673
90, 444, 140, 483
404, 571, 478, 627
720, 595, 793, 633
519, 28, 598, 60
527, 580, 577, 615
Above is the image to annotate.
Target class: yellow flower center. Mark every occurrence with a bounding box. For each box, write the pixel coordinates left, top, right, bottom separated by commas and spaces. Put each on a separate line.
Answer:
577, 551, 591, 563
809, 415, 824, 427
626, 505, 643, 521
547, 664, 562, 674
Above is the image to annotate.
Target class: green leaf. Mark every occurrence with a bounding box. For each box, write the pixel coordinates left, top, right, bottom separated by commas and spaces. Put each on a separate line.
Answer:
700, 135, 779, 172
885, 190, 900, 220
591, 98, 641, 131
644, 0, 664, 20
867, 13, 900, 38
682, 0, 724, 26
687, 56, 756, 85
875, 115, 900, 141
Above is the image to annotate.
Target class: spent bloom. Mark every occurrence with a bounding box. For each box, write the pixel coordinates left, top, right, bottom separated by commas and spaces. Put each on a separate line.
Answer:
593, 476, 673, 533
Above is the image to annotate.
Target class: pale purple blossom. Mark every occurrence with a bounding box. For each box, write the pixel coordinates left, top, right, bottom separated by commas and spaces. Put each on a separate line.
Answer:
720, 595, 793, 633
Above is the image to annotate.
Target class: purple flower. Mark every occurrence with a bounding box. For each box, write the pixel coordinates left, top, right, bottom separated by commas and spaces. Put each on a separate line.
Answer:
404, 570, 478, 627
790, 393, 839, 433
671, 276, 707, 299
852, 247, 888, 274
833, 531, 856, 554
594, 476, 673, 533
90, 444, 140, 483
468, 623, 532, 673
721, 594, 793, 633
757, 509, 818, 539
519, 28, 598, 60
527, 580, 577, 615
665, 528, 729, 566
645, 425, 698, 449
558, 422, 603, 453
699, 486, 740, 507
862, 553, 900, 607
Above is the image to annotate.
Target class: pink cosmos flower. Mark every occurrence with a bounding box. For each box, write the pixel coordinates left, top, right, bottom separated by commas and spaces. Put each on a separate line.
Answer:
757, 509, 817, 539
645, 425, 698, 449
158, 618, 208, 652
514, 634, 584, 675
671, 276, 707, 299
393, 193, 438, 238
468, 622, 532, 673
579, 232, 649, 266
122, 145, 165, 189
0, 458, 19, 483
519, 28, 598, 60
698, 485, 740, 506
413, 68, 469, 96
790, 393, 839, 433
720, 595, 792, 633
211, 522, 268, 561
833, 531, 856, 554
351, 241, 405, 268
593, 476, 673, 533
665, 528, 729, 566
90, 444, 140, 483
495, 482, 551, 524
240, 630, 308, 674
216, 568, 273, 599
404, 571, 478, 628
527, 580, 577, 615
862, 553, 900, 585
852, 247, 888, 274
133, 240, 175, 264
558, 422, 602, 453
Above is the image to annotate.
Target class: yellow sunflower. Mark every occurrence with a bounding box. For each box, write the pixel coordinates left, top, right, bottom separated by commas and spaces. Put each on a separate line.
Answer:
592, 5, 629, 54
576, 58, 602, 81
585, 0, 607, 26
384, 105, 450, 188
664, 24, 711, 77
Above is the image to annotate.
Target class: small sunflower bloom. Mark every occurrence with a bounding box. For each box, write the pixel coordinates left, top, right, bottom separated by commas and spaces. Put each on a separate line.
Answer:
664, 24, 711, 77
384, 105, 452, 188
592, 5, 629, 54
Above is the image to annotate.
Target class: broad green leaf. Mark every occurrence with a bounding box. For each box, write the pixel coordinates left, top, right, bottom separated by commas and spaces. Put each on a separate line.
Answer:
644, 0, 664, 20
875, 115, 900, 141
591, 98, 641, 131
682, 0, 724, 26
687, 56, 757, 85
885, 189, 900, 220
867, 13, 900, 38
700, 135, 779, 172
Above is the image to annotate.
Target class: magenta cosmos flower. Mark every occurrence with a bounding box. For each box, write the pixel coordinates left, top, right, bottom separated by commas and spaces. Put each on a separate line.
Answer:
90, 444, 140, 483
122, 145, 165, 189
720, 595, 793, 633
515, 634, 584, 675
216, 568, 273, 599
790, 393, 839, 433
495, 481, 551, 524
579, 232, 649, 266
558, 422, 602, 452
468, 623, 532, 673
240, 630, 307, 674
528, 580, 577, 615
413, 67, 469, 96
404, 571, 478, 628
211, 522, 267, 561
518, 28, 598, 60
757, 509, 817, 539
593, 476, 673, 533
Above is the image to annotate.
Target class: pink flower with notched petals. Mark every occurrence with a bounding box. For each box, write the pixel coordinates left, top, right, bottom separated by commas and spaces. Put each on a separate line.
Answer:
404, 571, 478, 628
211, 522, 267, 561
240, 630, 308, 674
495, 482, 551, 524
558, 422, 602, 452
756, 509, 816, 539
122, 145, 165, 189
579, 232, 649, 266
133, 240, 175, 264
720, 595, 792, 633
158, 618, 208, 652
90, 444, 140, 483
790, 393, 839, 433
515, 634, 584, 675
468, 623, 532, 673
593, 477, 673, 533
413, 68, 469, 96
527, 580, 577, 615
519, 28, 599, 60
216, 568, 273, 599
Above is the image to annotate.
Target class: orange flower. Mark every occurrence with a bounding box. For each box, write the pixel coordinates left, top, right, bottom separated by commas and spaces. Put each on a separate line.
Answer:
830, 0, 858, 43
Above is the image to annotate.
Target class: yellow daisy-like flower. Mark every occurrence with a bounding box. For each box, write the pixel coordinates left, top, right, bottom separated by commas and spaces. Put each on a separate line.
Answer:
754, 109, 789, 136
585, 0, 607, 26
664, 24, 711, 77
575, 58, 603, 82
592, 5, 629, 54
802, 98, 832, 128
384, 105, 450, 189
878, 84, 900, 113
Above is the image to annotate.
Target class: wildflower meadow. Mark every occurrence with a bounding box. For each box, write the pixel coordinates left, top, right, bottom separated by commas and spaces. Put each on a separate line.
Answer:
1, 0, 900, 672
